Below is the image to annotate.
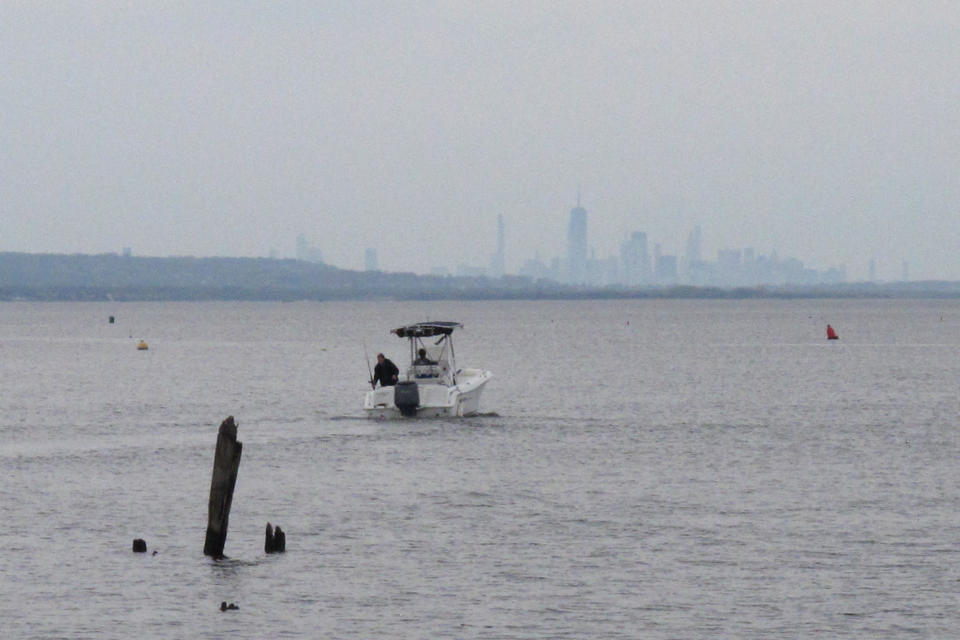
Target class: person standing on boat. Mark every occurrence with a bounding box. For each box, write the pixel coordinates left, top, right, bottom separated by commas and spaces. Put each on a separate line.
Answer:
372, 353, 399, 388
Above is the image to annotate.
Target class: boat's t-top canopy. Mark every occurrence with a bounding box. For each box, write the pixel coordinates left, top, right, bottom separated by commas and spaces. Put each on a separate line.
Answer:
392, 321, 462, 338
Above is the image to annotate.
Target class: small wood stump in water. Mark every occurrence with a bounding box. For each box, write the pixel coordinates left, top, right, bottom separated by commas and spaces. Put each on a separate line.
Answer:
264, 522, 286, 553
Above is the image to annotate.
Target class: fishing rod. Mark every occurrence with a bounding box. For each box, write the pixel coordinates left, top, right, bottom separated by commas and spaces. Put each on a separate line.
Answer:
363, 341, 374, 389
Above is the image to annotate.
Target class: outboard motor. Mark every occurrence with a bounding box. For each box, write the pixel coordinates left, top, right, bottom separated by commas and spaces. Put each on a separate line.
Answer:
393, 381, 420, 417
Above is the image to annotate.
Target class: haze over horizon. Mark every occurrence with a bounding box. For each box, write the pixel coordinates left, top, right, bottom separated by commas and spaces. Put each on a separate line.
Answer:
2, 3, 958, 281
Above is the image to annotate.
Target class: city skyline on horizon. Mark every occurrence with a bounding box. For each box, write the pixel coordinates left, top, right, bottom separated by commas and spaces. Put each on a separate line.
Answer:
48, 193, 910, 286
3, 5, 958, 281
451, 199, 854, 287
284, 194, 901, 286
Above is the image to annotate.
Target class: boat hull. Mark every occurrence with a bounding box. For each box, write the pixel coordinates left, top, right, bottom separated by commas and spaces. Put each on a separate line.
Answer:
363, 370, 492, 418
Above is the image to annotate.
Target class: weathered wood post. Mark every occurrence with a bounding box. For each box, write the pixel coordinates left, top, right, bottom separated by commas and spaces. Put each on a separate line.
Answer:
203, 416, 242, 558
265, 522, 286, 553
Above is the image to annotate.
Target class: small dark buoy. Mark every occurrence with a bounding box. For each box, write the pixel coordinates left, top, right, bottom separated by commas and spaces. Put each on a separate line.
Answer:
132, 539, 147, 553
109, 316, 115, 324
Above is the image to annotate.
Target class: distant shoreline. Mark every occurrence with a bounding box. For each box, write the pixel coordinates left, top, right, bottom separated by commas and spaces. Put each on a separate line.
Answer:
1, 251, 959, 301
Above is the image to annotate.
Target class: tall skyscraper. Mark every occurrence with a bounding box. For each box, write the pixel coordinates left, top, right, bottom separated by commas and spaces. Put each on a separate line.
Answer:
620, 231, 649, 286
566, 196, 587, 284
655, 254, 678, 283
489, 215, 505, 278
365, 248, 379, 271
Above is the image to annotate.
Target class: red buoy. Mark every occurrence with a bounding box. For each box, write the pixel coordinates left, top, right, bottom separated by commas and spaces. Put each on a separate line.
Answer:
826, 324, 838, 340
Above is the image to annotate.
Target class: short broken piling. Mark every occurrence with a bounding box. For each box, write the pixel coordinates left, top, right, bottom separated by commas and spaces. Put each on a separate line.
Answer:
203, 416, 242, 558
265, 522, 286, 553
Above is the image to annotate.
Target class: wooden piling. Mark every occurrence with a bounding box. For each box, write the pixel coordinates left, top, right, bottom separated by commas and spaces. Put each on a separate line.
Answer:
265, 522, 286, 553
203, 416, 242, 558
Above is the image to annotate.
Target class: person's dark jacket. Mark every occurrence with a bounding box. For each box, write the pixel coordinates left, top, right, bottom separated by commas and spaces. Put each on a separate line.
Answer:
372, 358, 399, 387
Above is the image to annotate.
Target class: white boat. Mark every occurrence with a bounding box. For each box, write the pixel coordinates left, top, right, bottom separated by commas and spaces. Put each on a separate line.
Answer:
363, 321, 492, 418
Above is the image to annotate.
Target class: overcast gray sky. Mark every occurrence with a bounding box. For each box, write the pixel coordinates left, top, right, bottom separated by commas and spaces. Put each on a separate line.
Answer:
2, 2, 958, 280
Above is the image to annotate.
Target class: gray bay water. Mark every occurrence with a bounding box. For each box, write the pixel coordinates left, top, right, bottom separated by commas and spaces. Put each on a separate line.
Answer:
2, 299, 960, 638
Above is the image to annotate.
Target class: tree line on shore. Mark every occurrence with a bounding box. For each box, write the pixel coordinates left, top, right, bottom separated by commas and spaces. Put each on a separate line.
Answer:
0, 252, 957, 301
